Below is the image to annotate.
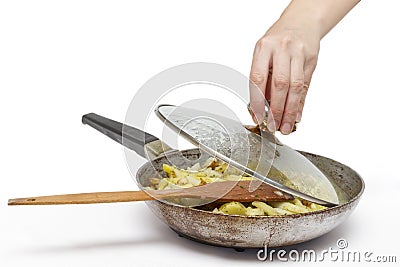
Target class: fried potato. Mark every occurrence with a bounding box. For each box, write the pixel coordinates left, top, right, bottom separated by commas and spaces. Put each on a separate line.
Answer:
154, 159, 327, 216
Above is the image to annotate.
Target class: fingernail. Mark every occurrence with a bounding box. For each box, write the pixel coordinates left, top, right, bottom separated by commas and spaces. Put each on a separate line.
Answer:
281, 123, 292, 135
267, 117, 276, 132
296, 112, 302, 123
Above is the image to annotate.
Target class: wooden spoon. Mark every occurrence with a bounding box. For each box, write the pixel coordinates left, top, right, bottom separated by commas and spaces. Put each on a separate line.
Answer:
8, 180, 293, 206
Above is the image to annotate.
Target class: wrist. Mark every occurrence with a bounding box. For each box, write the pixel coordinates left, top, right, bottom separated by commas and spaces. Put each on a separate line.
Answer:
278, 6, 324, 40
279, 0, 361, 39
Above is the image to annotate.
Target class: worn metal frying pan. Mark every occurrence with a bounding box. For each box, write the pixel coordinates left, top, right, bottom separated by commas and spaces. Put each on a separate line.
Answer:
82, 113, 364, 249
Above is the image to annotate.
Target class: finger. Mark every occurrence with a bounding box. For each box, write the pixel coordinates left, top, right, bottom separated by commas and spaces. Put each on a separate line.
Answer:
280, 57, 304, 135
297, 83, 309, 123
249, 41, 272, 124
297, 63, 316, 122
261, 70, 272, 117
265, 69, 272, 104
267, 53, 290, 132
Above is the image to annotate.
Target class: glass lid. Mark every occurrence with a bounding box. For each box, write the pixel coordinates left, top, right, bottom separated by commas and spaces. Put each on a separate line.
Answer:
155, 104, 339, 207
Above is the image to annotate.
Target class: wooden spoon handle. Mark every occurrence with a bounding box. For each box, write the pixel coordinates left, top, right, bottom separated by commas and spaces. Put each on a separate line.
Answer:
8, 180, 294, 206
8, 191, 158, 205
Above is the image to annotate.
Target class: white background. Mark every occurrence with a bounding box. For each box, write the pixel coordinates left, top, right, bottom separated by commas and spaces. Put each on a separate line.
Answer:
1, 1, 399, 266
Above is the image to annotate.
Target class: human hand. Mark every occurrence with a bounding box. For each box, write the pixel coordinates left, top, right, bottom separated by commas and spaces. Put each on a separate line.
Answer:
249, 15, 320, 134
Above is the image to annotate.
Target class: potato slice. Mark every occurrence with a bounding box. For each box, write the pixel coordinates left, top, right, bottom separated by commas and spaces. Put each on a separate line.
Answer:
162, 164, 175, 178
252, 201, 281, 216
245, 207, 265, 216
219, 202, 247, 215
269, 202, 309, 214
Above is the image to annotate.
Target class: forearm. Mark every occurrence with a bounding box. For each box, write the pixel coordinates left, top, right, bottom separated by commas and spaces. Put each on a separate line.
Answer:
280, 0, 360, 39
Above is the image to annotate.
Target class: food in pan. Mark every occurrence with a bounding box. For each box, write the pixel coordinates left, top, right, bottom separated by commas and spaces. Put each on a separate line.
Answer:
146, 158, 326, 216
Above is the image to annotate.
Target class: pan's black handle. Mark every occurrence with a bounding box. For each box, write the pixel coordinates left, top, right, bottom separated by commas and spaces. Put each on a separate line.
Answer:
82, 113, 159, 158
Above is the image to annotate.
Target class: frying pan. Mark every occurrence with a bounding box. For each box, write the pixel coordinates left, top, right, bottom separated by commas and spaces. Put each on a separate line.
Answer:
82, 113, 365, 249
